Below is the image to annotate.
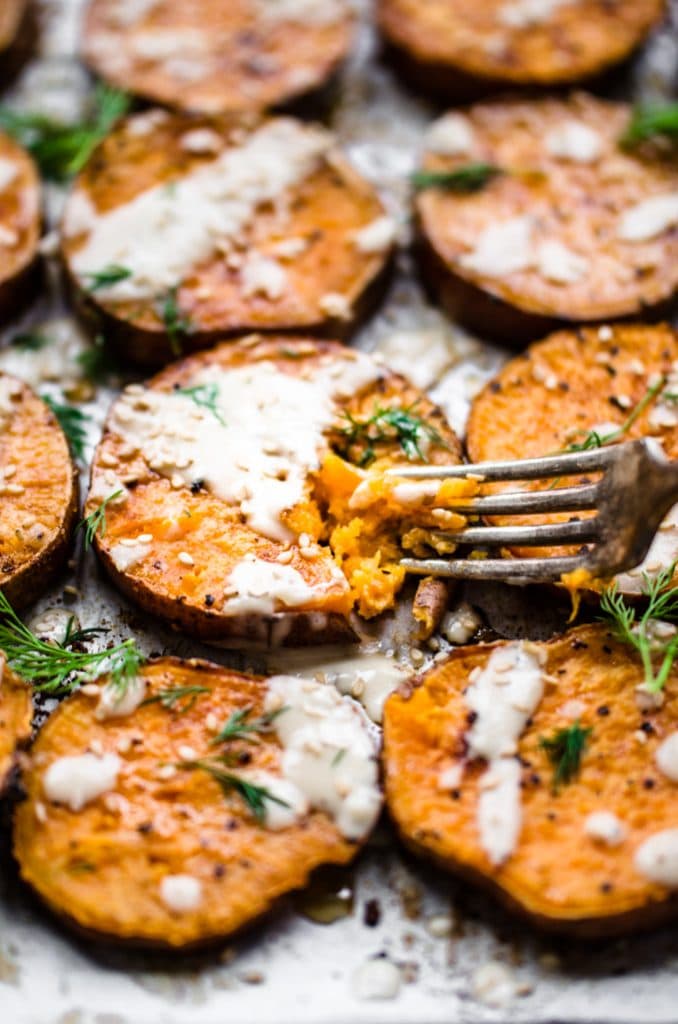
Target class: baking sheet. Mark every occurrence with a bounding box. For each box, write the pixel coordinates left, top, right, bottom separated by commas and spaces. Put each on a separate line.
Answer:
1, 1, 678, 1022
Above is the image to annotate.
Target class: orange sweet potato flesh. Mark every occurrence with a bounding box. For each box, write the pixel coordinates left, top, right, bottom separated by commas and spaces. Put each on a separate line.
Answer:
14, 658, 362, 949
466, 323, 678, 569
0, 0, 27, 53
383, 624, 678, 937
415, 95, 678, 344
61, 112, 392, 366
378, 0, 666, 96
87, 336, 464, 646
0, 662, 31, 793
0, 374, 78, 609
83, 0, 354, 115
0, 131, 41, 321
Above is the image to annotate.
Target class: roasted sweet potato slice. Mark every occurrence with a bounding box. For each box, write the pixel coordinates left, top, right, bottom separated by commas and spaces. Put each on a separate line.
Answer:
0, 660, 31, 793
0, 0, 27, 54
0, 131, 40, 322
0, 373, 78, 609
378, 0, 666, 99
415, 94, 678, 344
61, 111, 394, 366
466, 323, 678, 591
82, 0, 354, 115
14, 658, 381, 948
383, 624, 678, 937
85, 336, 465, 646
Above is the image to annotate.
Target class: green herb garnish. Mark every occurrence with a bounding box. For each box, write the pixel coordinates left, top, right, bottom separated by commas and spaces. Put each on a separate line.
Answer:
77, 333, 120, 382
211, 705, 285, 745
600, 562, 678, 693
11, 332, 47, 351
412, 163, 503, 193
0, 84, 130, 181
78, 490, 124, 549
83, 264, 132, 293
539, 722, 592, 792
141, 685, 211, 713
177, 382, 226, 426
339, 402, 447, 467
42, 395, 89, 461
157, 286, 192, 356
177, 757, 289, 824
620, 102, 678, 149
562, 376, 667, 455
0, 592, 144, 694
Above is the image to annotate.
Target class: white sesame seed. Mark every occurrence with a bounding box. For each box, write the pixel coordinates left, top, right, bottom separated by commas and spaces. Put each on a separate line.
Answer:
178, 744, 198, 761
178, 551, 194, 566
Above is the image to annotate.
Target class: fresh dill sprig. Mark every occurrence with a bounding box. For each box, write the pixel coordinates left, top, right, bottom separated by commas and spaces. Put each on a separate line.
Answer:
177, 382, 226, 426
0, 591, 144, 694
0, 84, 130, 181
11, 331, 47, 350
539, 722, 592, 793
42, 395, 89, 461
177, 757, 289, 824
620, 102, 678, 149
339, 402, 447, 467
600, 562, 678, 693
77, 333, 120, 382
211, 706, 285, 745
562, 376, 667, 455
141, 685, 210, 713
412, 163, 503, 193
157, 286, 192, 356
78, 490, 123, 549
83, 264, 132, 293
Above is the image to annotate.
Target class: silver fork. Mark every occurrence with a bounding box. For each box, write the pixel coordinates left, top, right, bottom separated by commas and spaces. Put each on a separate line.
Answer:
389, 438, 678, 582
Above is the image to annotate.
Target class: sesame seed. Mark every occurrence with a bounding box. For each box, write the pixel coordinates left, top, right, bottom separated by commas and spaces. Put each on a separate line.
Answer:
178, 551, 194, 566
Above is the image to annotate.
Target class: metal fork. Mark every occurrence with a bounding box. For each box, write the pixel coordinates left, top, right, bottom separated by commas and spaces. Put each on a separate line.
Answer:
389, 439, 678, 582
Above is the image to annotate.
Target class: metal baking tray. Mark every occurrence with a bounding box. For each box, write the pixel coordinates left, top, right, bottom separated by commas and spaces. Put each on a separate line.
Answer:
1, 1, 678, 1022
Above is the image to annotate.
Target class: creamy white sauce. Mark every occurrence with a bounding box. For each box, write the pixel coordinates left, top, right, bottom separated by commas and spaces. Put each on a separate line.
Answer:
584, 811, 626, 846
263, 675, 382, 839
373, 327, 458, 391
109, 540, 152, 572
130, 28, 209, 62
353, 216, 397, 254
465, 642, 545, 865
617, 193, 678, 242
255, 0, 349, 25
106, 0, 159, 27
0, 318, 90, 391
0, 159, 18, 193
461, 216, 534, 278
43, 753, 121, 812
441, 603, 481, 645
635, 830, 678, 887
66, 119, 332, 301
240, 771, 309, 830
471, 961, 518, 1009
223, 556, 317, 614
425, 114, 475, 157
536, 240, 589, 285
616, 504, 678, 592
106, 353, 379, 543
95, 675, 147, 721
241, 254, 288, 300
545, 121, 602, 163
655, 732, 678, 782
160, 874, 203, 913
352, 959, 402, 1001
498, 0, 579, 28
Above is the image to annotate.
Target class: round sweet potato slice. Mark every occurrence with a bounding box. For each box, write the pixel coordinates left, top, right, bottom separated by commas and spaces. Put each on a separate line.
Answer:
415, 94, 678, 344
466, 323, 678, 590
85, 336, 464, 646
383, 624, 678, 937
14, 657, 380, 948
0, 661, 31, 794
0, 131, 40, 322
82, 0, 354, 115
378, 0, 666, 98
60, 111, 394, 366
0, 373, 78, 609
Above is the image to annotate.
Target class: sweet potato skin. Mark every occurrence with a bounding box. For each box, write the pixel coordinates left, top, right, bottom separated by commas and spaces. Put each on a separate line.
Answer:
61, 112, 393, 366
383, 624, 678, 938
0, 663, 32, 794
378, 0, 666, 98
415, 95, 678, 344
0, 131, 41, 322
465, 323, 678, 566
88, 336, 461, 647
82, 0, 354, 116
0, 374, 79, 610
14, 658, 362, 949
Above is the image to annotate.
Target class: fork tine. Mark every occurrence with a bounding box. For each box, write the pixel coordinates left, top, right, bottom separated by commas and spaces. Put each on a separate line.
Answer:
400, 554, 586, 580
437, 483, 599, 516
388, 446, 615, 482
433, 518, 599, 547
